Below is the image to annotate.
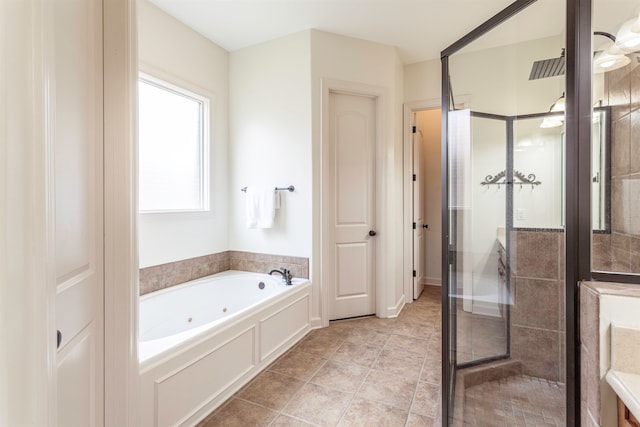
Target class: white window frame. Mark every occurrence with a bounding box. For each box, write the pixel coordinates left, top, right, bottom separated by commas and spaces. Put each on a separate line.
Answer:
138, 72, 211, 214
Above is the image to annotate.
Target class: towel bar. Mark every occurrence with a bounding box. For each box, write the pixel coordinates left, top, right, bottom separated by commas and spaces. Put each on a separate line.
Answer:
241, 185, 295, 193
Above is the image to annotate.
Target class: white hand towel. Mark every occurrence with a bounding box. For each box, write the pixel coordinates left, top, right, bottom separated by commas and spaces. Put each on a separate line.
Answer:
245, 186, 276, 229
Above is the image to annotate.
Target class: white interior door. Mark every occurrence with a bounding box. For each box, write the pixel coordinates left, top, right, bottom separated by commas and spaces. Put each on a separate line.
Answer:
328, 92, 376, 320
53, 0, 104, 425
412, 117, 425, 299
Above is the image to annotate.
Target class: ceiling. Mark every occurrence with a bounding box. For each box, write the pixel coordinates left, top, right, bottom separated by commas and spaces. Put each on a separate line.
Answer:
149, 0, 639, 64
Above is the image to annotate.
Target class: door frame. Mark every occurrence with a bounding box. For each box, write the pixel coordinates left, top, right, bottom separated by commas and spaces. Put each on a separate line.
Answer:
402, 99, 440, 304
103, 0, 139, 425
320, 79, 387, 326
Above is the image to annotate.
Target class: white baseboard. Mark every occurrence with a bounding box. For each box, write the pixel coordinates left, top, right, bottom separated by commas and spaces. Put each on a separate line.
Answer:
424, 276, 442, 286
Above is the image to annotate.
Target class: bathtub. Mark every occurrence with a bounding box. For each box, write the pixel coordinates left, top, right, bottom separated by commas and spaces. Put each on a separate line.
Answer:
139, 270, 312, 427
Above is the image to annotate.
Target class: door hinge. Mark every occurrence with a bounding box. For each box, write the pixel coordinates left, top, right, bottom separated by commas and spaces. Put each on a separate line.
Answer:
413, 270, 417, 277
412, 174, 417, 181
413, 222, 416, 229
412, 126, 416, 133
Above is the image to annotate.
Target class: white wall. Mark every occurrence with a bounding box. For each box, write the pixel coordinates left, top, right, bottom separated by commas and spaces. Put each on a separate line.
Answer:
310, 30, 405, 318
228, 30, 405, 322
404, 59, 441, 103
228, 31, 313, 259
450, 36, 564, 116
137, 0, 229, 267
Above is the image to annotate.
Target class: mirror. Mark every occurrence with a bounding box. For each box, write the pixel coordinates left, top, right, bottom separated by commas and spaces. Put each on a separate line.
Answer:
512, 107, 610, 231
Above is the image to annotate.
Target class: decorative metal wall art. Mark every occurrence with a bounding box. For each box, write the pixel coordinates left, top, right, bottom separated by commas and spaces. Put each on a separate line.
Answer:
481, 170, 542, 189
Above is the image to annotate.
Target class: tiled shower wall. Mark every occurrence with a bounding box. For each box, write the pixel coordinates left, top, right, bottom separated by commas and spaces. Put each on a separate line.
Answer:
595, 59, 640, 273
139, 251, 309, 295
509, 229, 565, 382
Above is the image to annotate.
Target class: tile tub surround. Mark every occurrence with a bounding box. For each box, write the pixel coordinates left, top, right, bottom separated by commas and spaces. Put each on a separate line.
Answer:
139, 251, 309, 295
139, 252, 229, 295
228, 251, 309, 280
197, 286, 443, 427
509, 229, 565, 382
580, 281, 640, 427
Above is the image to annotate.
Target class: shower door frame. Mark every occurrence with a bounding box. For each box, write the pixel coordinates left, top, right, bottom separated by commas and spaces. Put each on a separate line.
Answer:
440, 0, 586, 425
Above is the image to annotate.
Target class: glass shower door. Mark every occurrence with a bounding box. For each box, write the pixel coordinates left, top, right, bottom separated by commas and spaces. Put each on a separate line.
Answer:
442, 0, 567, 425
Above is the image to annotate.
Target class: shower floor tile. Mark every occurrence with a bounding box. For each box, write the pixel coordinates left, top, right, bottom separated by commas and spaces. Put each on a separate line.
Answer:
460, 374, 566, 427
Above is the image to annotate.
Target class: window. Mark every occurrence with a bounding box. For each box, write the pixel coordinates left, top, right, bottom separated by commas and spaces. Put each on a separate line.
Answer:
138, 73, 210, 212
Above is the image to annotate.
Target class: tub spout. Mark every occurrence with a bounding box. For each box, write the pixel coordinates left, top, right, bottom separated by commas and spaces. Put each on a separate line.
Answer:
269, 268, 293, 286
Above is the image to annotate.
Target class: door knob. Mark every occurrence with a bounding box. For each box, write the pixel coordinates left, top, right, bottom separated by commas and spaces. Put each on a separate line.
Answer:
422, 224, 429, 229
369, 230, 377, 236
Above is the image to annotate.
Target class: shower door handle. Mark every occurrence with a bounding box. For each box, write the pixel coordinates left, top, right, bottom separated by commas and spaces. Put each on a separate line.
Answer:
369, 230, 377, 237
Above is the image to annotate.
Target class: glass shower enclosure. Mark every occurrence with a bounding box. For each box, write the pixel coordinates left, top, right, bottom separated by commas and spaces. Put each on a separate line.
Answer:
440, 0, 578, 424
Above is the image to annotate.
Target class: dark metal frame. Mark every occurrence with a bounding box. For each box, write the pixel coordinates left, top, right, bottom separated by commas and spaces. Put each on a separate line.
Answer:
564, 0, 591, 424
440, 0, 593, 425
442, 0, 640, 424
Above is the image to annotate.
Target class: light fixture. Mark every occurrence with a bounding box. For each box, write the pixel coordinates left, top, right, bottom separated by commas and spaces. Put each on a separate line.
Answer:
550, 93, 565, 113
632, 12, 640, 33
540, 116, 564, 129
540, 93, 565, 128
592, 30, 633, 74
615, 17, 640, 53
594, 47, 632, 73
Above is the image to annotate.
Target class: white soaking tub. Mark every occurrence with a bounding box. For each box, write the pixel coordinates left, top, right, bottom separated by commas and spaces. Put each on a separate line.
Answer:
139, 270, 312, 427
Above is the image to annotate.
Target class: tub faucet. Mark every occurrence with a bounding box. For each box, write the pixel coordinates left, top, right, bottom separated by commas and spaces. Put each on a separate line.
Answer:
269, 268, 293, 286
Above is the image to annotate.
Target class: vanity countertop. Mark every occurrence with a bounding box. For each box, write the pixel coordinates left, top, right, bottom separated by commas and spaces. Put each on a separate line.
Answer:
606, 370, 640, 421
606, 324, 640, 421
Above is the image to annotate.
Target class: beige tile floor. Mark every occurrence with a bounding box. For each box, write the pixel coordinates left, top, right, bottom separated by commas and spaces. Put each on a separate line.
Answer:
198, 286, 443, 427
198, 285, 566, 427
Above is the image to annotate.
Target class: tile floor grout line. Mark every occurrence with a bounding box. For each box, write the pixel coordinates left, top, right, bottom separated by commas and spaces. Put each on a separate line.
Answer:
405, 353, 429, 426
332, 351, 379, 427
276, 350, 330, 426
